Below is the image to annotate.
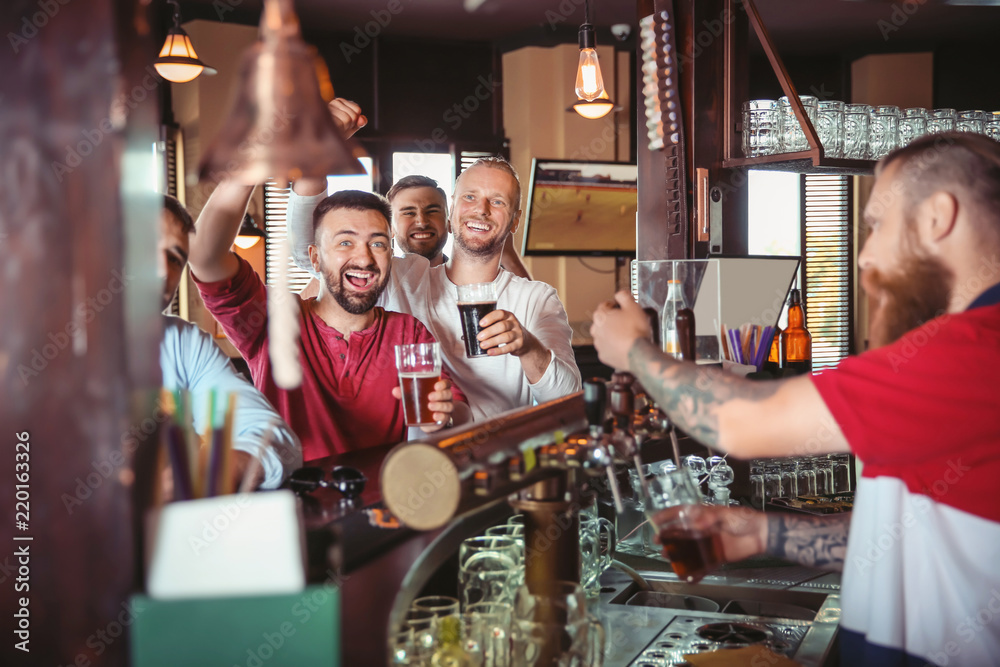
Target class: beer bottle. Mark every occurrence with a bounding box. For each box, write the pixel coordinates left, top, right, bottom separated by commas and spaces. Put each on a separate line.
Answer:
762, 325, 782, 375
781, 289, 812, 375
661, 280, 695, 361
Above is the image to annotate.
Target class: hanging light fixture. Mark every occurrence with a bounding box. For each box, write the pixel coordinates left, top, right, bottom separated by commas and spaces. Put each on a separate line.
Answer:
154, 0, 217, 84
233, 213, 266, 249
569, 0, 619, 120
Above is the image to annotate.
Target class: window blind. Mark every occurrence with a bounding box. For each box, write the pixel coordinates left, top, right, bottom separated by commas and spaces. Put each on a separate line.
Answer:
801, 174, 854, 370
263, 179, 314, 292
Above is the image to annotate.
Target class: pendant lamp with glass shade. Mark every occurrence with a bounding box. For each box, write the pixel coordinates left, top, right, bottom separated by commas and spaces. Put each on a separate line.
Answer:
233, 214, 266, 249
198, 0, 365, 390
569, 0, 619, 120
154, 0, 217, 84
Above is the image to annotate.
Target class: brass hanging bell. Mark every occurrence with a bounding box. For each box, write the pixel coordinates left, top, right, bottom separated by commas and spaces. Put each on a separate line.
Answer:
198, 0, 364, 186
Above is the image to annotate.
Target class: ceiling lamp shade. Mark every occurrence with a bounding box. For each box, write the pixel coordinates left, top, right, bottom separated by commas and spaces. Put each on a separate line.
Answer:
571, 1, 618, 120
233, 213, 266, 249
198, 0, 365, 186
154, 1, 216, 83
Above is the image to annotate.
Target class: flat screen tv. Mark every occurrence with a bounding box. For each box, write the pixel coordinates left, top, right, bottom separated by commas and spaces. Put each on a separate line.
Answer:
521, 159, 637, 257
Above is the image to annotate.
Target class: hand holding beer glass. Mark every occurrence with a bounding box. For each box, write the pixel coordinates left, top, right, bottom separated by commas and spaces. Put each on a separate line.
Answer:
457, 282, 498, 358
394, 342, 452, 431
642, 465, 724, 583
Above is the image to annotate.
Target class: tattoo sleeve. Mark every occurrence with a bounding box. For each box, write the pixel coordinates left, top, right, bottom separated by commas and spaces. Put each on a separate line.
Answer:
628, 338, 781, 448
766, 512, 850, 571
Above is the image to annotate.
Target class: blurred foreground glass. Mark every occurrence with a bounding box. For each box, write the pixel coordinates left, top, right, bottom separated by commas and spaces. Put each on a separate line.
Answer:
640, 466, 723, 583
816, 100, 845, 158
899, 108, 928, 147
843, 104, 871, 159
456, 282, 498, 358
580, 516, 616, 600
464, 602, 512, 667
412, 595, 460, 619
777, 95, 819, 153
459, 535, 520, 607
395, 342, 441, 426
927, 108, 957, 135
868, 105, 900, 159
742, 100, 779, 157
513, 581, 604, 666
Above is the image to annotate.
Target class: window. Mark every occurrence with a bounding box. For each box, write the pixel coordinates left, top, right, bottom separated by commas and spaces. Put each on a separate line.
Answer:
747, 170, 854, 370
263, 158, 374, 291
801, 174, 854, 370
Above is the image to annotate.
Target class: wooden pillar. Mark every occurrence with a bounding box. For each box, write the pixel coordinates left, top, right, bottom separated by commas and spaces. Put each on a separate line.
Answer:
0, 0, 160, 664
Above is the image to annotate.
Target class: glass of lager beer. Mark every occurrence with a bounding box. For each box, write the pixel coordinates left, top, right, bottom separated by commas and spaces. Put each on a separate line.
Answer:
395, 342, 442, 426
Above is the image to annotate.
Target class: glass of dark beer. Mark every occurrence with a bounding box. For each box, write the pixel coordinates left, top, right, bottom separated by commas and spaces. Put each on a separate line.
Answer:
395, 343, 442, 426
456, 282, 498, 358
641, 465, 723, 583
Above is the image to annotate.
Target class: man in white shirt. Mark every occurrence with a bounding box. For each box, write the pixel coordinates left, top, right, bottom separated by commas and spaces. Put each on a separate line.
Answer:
287, 134, 580, 420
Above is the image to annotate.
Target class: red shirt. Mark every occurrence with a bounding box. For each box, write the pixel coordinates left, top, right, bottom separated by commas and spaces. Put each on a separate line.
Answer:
811, 301, 1000, 522
195, 257, 466, 461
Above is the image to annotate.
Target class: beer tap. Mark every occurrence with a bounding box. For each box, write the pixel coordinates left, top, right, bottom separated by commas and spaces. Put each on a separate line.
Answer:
581, 379, 625, 514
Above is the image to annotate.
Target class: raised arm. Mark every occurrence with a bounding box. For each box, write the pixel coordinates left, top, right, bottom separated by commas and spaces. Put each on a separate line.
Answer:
187, 182, 255, 283
591, 291, 849, 459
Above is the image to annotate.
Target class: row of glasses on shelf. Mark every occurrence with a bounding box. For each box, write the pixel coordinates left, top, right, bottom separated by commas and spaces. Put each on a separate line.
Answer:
749, 454, 852, 509
392, 513, 610, 665
743, 96, 1000, 160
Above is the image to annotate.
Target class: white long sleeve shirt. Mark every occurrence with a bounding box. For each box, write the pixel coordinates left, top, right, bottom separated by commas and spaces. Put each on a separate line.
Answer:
286, 191, 582, 421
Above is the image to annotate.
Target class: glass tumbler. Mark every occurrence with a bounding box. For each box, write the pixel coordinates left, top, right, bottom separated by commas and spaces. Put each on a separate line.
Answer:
816, 100, 845, 158
868, 105, 900, 159
956, 110, 986, 134
641, 466, 723, 583
742, 99, 779, 157
986, 112, 1000, 141
843, 104, 871, 159
459, 535, 520, 607
777, 95, 819, 153
927, 108, 957, 135
899, 108, 928, 146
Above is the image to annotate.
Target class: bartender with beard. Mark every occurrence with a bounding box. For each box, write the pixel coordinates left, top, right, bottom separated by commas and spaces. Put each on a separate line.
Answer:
590, 132, 1000, 667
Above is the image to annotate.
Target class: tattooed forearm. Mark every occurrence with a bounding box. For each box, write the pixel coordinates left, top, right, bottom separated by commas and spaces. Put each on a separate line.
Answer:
627, 338, 781, 447
766, 512, 849, 571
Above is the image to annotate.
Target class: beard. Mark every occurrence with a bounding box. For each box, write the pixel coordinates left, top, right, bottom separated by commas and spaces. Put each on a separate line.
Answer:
862, 227, 954, 349
319, 259, 389, 315
453, 216, 510, 259
399, 228, 447, 261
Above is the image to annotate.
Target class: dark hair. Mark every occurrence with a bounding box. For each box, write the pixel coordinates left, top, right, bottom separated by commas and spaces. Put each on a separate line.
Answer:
312, 190, 392, 241
386, 175, 448, 206
163, 194, 195, 234
458, 156, 522, 210
880, 132, 1000, 239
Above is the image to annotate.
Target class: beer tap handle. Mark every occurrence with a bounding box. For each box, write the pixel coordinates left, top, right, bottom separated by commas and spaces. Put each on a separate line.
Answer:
583, 378, 607, 432
605, 463, 624, 514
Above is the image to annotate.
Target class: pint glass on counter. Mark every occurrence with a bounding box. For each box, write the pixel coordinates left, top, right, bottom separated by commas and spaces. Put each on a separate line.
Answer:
456, 282, 498, 358
395, 342, 442, 426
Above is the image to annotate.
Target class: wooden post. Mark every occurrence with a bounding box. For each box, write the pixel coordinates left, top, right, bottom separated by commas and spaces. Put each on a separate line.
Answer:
0, 0, 161, 664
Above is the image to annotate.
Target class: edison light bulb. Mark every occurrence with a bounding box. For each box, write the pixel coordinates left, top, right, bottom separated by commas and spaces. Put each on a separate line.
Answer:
575, 48, 606, 101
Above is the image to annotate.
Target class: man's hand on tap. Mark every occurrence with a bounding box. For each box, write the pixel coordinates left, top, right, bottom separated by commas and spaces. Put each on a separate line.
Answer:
590, 291, 652, 371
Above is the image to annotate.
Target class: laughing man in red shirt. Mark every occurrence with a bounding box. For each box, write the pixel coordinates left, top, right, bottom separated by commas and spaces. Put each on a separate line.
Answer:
188, 185, 470, 462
